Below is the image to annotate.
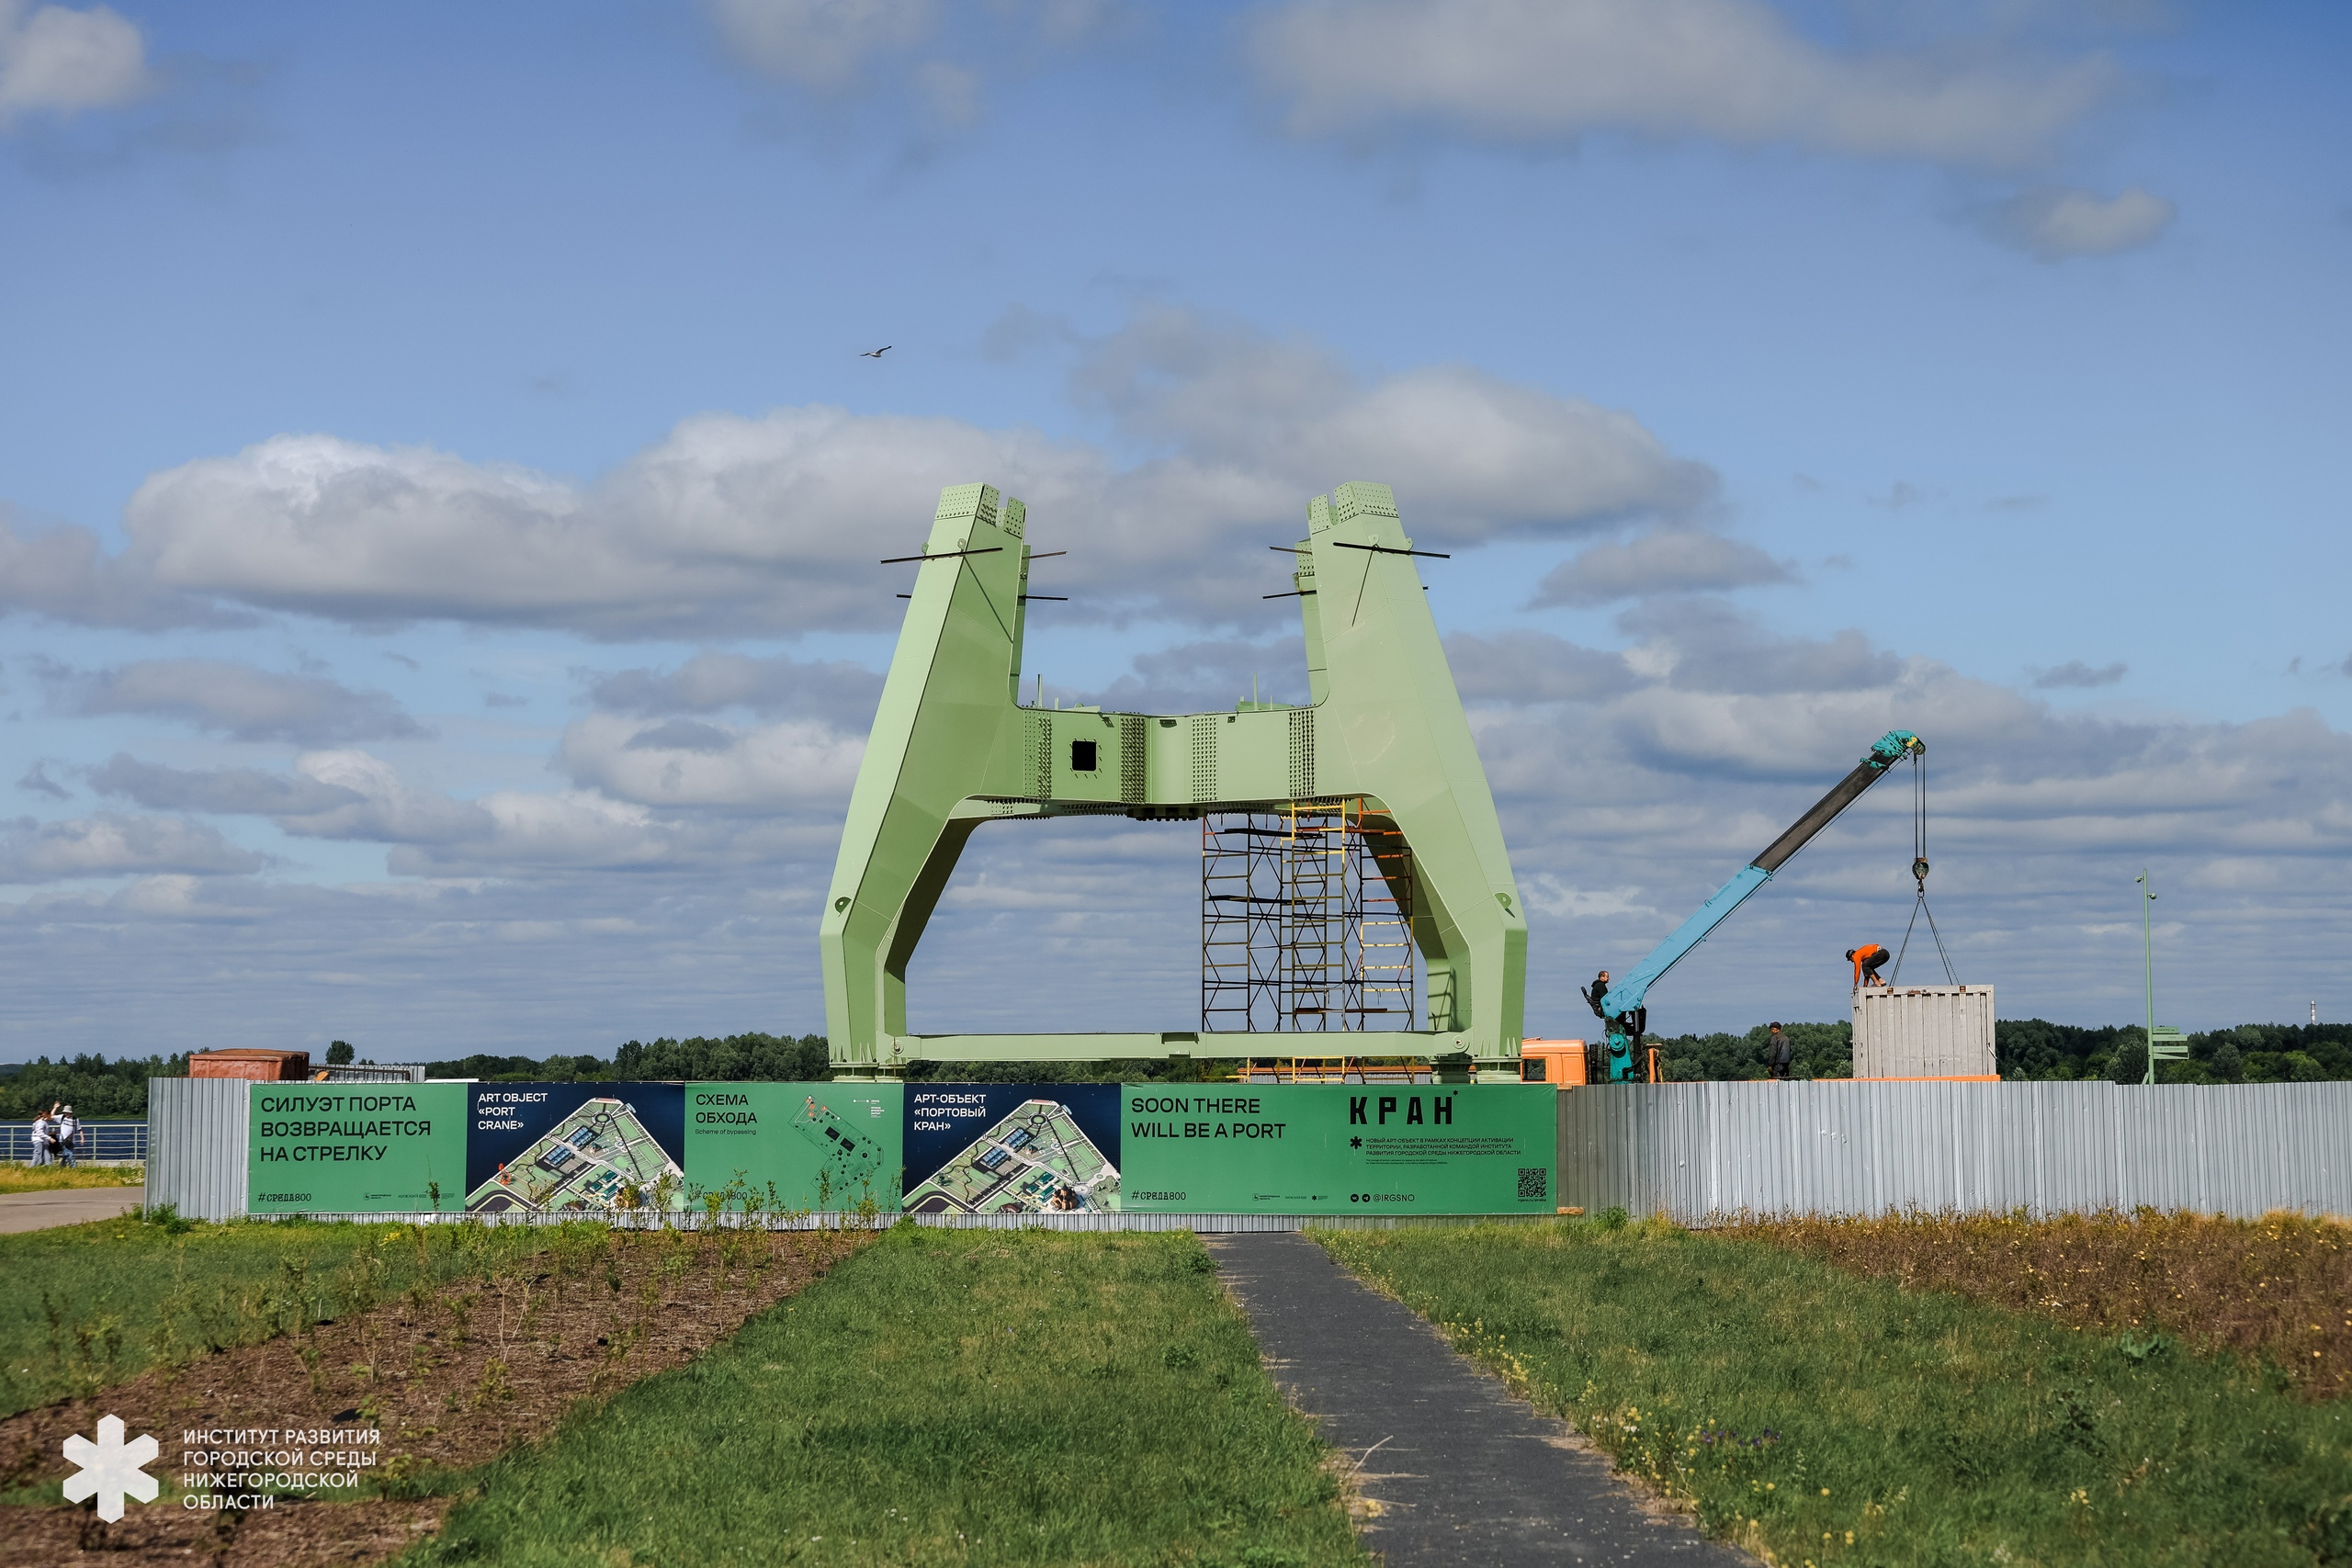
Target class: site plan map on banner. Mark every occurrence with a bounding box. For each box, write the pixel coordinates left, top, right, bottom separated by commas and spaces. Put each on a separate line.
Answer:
681, 1082, 901, 1211
902, 1085, 1121, 1214
465, 1085, 687, 1214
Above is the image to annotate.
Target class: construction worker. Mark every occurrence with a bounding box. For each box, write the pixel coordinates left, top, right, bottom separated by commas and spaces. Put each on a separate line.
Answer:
1581, 969, 1612, 1021
1846, 943, 1890, 987
1766, 1023, 1794, 1080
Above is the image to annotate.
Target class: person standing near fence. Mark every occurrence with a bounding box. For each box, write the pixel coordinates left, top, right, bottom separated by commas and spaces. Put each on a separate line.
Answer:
54, 1104, 79, 1168
1766, 1024, 1794, 1081
28, 1106, 54, 1166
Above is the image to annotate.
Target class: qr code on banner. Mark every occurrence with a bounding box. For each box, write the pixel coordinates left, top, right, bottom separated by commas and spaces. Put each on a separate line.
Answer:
1516, 1167, 1548, 1201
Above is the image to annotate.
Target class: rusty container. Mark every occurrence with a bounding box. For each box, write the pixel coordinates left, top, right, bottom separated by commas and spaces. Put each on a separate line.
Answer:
187, 1048, 312, 1082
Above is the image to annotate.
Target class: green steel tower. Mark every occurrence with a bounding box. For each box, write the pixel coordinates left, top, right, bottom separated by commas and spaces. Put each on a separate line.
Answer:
820, 480, 1527, 1079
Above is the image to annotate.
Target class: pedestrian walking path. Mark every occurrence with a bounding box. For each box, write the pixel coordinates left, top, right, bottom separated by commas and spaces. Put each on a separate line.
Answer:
0, 1185, 144, 1235
1207, 1231, 1751, 1568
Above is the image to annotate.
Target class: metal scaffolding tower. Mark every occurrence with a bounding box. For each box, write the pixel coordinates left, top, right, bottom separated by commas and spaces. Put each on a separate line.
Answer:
1201, 814, 1284, 1032
1202, 801, 1414, 1035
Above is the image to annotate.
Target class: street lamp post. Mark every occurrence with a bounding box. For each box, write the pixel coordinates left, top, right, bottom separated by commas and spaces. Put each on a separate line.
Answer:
2136, 870, 2157, 1086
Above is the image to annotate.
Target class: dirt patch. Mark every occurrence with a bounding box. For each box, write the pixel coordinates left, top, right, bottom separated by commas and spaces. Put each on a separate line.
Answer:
4, 1498, 448, 1566
1729, 1208, 2352, 1397
1, 1224, 872, 1564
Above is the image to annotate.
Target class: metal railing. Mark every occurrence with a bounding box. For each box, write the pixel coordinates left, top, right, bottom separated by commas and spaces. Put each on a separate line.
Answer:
1, 1120, 148, 1163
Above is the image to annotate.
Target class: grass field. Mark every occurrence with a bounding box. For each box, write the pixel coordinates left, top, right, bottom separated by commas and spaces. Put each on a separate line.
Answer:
0, 1213, 609, 1417
1321, 1219, 2352, 1568
0, 1163, 143, 1193
403, 1225, 1366, 1568
1728, 1209, 2352, 1401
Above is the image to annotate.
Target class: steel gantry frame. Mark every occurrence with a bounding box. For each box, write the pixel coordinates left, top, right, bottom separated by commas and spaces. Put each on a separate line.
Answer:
819, 479, 1526, 1079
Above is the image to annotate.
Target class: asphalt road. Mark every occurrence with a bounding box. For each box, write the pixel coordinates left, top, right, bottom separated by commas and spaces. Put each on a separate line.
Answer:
0, 1184, 146, 1234
1208, 1231, 1753, 1568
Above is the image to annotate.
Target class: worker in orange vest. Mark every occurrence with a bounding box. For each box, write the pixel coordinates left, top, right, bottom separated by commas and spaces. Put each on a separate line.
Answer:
1846, 943, 1890, 987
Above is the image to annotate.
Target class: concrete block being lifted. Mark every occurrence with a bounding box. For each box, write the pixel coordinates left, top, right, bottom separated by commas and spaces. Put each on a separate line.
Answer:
1851, 985, 1996, 1079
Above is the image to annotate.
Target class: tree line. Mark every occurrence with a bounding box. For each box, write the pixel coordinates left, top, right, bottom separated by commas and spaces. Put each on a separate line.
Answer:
1650, 1020, 2352, 1084
0, 1054, 188, 1119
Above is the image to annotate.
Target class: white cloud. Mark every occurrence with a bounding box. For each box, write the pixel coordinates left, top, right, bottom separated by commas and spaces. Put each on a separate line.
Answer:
0, 508, 230, 629
0, 0, 150, 124
87, 754, 366, 817
701, 0, 1122, 142
17, 761, 69, 800
1980, 184, 2176, 259
705, 0, 937, 87
2033, 660, 2127, 689
77, 742, 854, 878
388, 789, 683, 876
558, 713, 865, 810
0, 811, 263, 883
1444, 630, 1635, 705
55, 658, 426, 743
1080, 637, 1309, 715
1248, 0, 2120, 167
97, 308, 1707, 637
1519, 875, 1658, 921
273, 749, 721, 874
1532, 529, 1795, 606
588, 651, 885, 727
277, 750, 492, 844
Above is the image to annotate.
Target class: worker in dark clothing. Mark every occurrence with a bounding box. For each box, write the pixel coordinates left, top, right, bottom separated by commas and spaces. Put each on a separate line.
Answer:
1579, 971, 1615, 1083
1846, 943, 1890, 987
1766, 1023, 1794, 1080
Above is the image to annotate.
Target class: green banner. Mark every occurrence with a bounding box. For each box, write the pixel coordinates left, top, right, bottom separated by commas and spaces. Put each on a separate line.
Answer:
241, 1079, 1552, 1217
683, 1082, 903, 1212
247, 1082, 468, 1214
1120, 1085, 1555, 1214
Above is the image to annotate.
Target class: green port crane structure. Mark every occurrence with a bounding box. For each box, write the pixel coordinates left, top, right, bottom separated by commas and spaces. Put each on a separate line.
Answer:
820, 480, 1527, 1080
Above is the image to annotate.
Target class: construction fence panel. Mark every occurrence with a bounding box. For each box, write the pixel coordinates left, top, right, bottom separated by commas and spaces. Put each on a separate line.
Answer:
1556, 1080, 2352, 1223
148, 1077, 250, 1222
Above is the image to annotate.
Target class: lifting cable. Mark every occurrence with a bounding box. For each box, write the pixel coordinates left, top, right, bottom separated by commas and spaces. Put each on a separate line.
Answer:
1889, 750, 1961, 986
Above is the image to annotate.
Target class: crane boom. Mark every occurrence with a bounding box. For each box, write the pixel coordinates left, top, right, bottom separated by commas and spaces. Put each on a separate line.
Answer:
1593, 729, 1922, 1078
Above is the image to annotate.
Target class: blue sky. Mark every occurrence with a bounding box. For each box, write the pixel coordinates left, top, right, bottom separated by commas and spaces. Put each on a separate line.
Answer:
3, 0, 2346, 1062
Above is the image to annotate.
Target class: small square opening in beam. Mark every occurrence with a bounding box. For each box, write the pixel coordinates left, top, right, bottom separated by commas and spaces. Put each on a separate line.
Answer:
1070, 739, 1098, 773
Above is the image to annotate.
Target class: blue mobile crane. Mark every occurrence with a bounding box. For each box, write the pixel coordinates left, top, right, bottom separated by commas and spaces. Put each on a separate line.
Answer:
1587, 729, 1925, 1081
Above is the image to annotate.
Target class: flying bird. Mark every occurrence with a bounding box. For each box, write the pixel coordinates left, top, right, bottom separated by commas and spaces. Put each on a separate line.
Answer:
859, 344, 891, 358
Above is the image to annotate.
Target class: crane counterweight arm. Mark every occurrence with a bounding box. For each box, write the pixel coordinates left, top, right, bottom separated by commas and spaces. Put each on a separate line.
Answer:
1598, 730, 1922, 1025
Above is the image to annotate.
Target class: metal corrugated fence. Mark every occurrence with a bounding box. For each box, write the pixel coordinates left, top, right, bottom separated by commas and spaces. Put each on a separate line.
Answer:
143, 1075, 2352, 1225
1559, 1080, 2352, 1222
148, 1078, 249, 1221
